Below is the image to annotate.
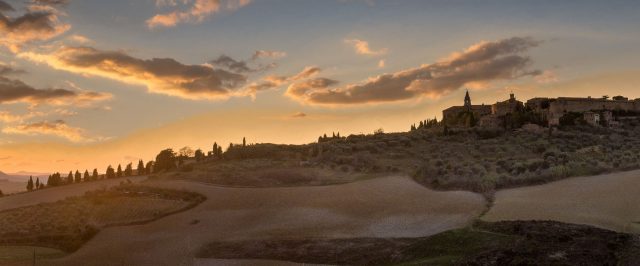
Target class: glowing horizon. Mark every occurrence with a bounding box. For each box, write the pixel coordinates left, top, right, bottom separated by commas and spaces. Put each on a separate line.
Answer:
1, 0, 640, 173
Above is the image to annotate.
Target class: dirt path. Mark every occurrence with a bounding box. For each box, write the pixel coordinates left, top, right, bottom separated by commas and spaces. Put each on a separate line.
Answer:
483, 169, 640, 234
43, 175, 485, 266
0, 176, 146, 212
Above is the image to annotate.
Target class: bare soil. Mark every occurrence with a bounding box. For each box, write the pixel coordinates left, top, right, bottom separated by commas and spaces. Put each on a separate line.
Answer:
43, 176, 484, 266
482, 169, 640, 234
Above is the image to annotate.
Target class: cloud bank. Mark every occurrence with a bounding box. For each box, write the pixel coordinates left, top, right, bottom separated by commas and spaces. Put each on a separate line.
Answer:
287, 37, 542, 105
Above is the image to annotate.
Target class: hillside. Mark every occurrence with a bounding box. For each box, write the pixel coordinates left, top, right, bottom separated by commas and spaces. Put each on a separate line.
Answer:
163, 119, 640, 196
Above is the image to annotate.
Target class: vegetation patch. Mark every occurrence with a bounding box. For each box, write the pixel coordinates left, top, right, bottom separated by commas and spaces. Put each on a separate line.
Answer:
148, 118, 640, 192
0, 183, 205, 253
196, 221, 639, 266
160, 158, 380, 187
0, 246, 66, 262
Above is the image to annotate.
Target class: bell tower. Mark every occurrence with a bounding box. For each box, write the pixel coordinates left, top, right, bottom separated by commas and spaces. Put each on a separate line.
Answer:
464, 90, 472, 111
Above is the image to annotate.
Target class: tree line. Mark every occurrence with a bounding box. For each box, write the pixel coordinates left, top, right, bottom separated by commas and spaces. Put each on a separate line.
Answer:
20, 138, 250, 194
24, 159, 153, 192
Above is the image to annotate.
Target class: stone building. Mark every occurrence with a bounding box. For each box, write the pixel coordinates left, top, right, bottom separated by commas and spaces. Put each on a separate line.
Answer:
443, 91, 526, 128
442, 90, 491, 126
583, 111, 601, 126
526, 96, 640, 126
583, 111, 613, 127
492, 93, 524, 116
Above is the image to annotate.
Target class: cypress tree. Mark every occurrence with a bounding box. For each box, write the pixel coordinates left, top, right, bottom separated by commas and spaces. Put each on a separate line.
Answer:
106, 165, 115, 179
137, 160, 145, 175
92, 169, 99, 180
27, 176, 34, 191
145, 161, 154, 174
67, 171, 73, 184
74, 170, 82, 183
124, 163, 133, 176
242, 137, 246, 147
35, 177, 40, 190
84, 170, 90, 181
117, 164, 123, 177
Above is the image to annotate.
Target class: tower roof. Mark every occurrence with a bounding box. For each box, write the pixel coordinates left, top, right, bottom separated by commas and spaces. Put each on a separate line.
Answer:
464, 89, 472, 109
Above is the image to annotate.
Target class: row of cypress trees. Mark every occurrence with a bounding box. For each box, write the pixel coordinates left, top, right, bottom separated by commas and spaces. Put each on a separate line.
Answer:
26, 160, 153, 191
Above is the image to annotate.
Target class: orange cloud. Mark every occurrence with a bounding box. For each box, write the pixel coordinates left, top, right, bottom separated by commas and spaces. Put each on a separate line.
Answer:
345, 38, 388, 56
0, 111, 45, 123
288, 37, 542, 105
147, 0, 251, 29
244, 66, 321, 96
0, 76, 112, 106
19, 46, 249, 100
2, 120, 102, 143
0, 0, 70, 52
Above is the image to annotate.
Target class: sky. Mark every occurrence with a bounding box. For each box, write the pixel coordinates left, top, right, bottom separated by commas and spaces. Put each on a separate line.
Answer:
1, 0, 640, 174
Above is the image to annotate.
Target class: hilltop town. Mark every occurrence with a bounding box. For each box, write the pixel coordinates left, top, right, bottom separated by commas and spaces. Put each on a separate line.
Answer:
442, 91, 640, 129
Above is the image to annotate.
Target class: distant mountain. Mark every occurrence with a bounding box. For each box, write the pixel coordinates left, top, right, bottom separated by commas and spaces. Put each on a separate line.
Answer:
10, 171, 50, 177
0, 171, 39, 182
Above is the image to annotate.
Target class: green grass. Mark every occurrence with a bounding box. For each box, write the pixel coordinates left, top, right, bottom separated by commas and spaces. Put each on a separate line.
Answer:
395, 228, 516, 266
0, 246, 66, 261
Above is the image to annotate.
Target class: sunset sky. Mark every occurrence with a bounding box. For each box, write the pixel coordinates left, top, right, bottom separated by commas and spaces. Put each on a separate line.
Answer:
1, 0, 640, 174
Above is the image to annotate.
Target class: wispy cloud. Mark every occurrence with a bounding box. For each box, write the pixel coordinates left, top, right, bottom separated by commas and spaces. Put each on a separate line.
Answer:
147, 0, 252, 29
31, 0, 70, 6
0, 76, 112, 106
534, 70, 558, 84
0, 110, 48, 123
287, 37, 542, 105
244, 66, 321, 96
66, 34, 93, 44
2, 120, 102, 143
251, 50, 287, 61
345, 38, 388, 56
291, 112, 307, 118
